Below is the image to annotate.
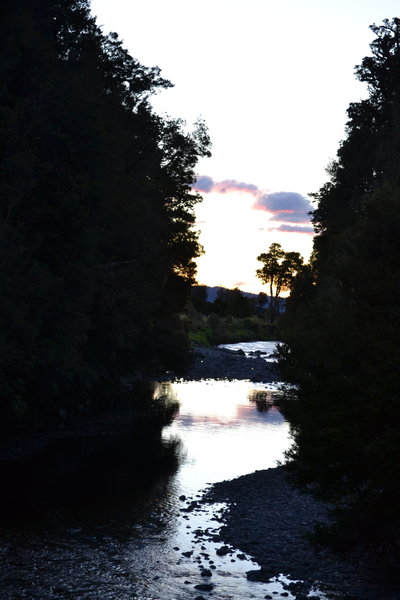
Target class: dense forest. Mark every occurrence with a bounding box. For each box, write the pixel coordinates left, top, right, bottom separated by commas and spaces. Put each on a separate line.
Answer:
281, 18, 400, 565
0, 0, 210, 429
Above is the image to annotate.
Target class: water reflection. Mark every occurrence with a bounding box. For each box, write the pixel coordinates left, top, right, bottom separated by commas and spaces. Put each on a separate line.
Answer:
159, 380, 291, 493
0, 382, 181, 522
0, 374, 295, 600
248, 388, 281, 412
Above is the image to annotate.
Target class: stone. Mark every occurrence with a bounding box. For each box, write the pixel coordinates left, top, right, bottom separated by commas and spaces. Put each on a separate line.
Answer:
194, 583, 214, 591
200, 568, 212, 577
216, 545, 230, 556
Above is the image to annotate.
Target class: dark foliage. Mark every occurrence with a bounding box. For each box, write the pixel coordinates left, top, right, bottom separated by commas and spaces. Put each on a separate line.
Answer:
191, 285, 253, 318
256, 243, 303, 324
212, 287, 253, 318
280, 19, 400, 565
0, 0, 210, 429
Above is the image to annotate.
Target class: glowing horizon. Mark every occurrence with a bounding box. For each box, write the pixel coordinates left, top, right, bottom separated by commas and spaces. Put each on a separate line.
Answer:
90, 0, 400, 294
193, 177, 315, 294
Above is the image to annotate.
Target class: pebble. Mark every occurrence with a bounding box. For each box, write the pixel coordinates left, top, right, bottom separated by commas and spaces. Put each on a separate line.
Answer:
194, 582, 213, 591
200, 569, 212, 577
216, 545, 230, 556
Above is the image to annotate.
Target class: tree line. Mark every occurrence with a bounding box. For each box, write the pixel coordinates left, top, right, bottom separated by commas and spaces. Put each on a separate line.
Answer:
279, 18, 400, 565
0, 0, 210, 429
191, 285, 262, 318
189, 285, 273, 345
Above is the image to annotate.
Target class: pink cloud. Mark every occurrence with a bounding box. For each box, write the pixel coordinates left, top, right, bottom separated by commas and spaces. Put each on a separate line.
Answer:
193, 175, 314, 231
253, 191, 313, 224
233, 281, 247, 289
193, 175, 259, 196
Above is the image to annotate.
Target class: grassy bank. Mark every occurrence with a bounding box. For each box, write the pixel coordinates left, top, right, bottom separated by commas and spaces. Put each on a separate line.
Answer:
184, 311, 279, 346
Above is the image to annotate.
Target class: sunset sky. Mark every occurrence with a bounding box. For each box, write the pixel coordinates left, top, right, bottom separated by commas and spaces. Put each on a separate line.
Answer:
91, 0, 399, 293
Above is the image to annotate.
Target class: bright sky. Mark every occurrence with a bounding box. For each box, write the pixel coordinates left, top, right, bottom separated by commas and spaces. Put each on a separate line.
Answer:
91, 0, 399, 293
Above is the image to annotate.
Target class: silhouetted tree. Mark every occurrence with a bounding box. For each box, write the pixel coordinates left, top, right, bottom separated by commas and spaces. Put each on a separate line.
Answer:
256, 243, 303, 324
212, 288, 228, 316
257, 292, 268, 309
280, 18, 400, 565
228, 288, 252, 318
191, 285, 210, 314
0, 0, 210, 428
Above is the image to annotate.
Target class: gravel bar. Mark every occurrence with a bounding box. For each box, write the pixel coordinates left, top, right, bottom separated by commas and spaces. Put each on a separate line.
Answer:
202, 466, 399, 600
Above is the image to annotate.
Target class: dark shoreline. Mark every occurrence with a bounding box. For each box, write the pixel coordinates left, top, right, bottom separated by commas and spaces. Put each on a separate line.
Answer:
170, 343, 281, 382
182, 344, 399, 600
202, 466, 400, 600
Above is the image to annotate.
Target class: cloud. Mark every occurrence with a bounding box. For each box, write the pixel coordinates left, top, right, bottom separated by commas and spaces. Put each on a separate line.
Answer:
233, 281, 247, 289
254, 191, 313, 224
214, 180, 259, 195
193, 175, 314, 233
193, 175, 259, 196
271, 224, 314, 235
193, 175, 214, 193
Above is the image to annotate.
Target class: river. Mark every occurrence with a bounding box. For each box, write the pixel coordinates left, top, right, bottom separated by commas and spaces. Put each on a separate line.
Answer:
0, 341, 303, 600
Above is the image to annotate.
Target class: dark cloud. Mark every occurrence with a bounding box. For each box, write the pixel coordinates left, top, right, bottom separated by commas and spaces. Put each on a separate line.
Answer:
254, 191, 313, 223
193, 175, 259, 196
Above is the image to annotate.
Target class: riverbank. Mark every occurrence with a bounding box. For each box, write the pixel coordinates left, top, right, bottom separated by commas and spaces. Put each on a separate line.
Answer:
1, 341, 398, 600
202, 467, 400, 600
183, 346, 399, 600
167, 343, 280, 382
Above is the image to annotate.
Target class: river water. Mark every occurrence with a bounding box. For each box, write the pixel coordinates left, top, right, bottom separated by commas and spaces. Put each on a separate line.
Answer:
1, 341, 302, 600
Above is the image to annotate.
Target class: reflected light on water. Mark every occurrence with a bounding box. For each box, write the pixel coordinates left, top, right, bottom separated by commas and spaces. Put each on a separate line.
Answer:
157, 380, 292, 494
166, 380, 259, 422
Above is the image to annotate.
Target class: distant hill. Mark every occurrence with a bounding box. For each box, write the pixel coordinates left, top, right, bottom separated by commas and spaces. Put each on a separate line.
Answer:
205, 286, 257, 303
200, 286, 285, 310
